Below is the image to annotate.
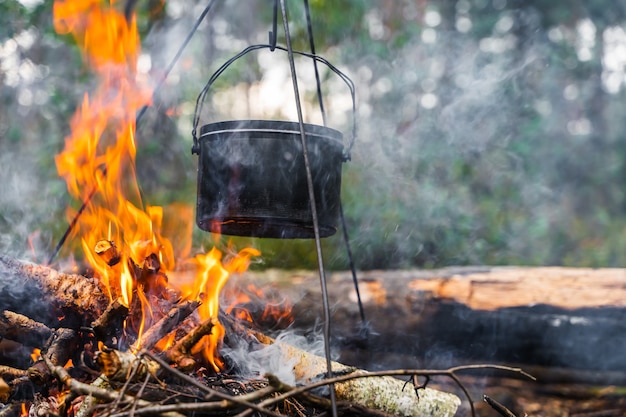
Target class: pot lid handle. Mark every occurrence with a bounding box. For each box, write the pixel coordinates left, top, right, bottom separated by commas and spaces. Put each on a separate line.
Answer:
191, 44, 357, 159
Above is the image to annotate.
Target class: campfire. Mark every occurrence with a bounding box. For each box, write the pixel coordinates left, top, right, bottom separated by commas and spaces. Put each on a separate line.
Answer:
0, 0, 467, 416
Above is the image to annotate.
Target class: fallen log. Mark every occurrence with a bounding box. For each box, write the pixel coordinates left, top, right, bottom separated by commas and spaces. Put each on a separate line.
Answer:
0, 255, 108, 326
0, 311, 52, 348
233, 267, 626, 372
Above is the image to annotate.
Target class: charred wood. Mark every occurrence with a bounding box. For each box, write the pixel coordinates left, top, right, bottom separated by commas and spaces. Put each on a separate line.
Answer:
137, 253, 169, 299
0, 366, 27, 381
94, 240, 121, 267
91, 298, 128, 344
220, 315, 460, 417
0, 402, 21, 417
28, 328, 79, 386
235, 267, 626, 372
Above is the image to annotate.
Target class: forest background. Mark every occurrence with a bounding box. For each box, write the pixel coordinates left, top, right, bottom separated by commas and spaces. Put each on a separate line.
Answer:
2, 0, 626, 270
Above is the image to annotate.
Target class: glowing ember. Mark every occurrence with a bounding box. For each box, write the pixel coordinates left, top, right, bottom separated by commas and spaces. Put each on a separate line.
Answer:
30, 348, 41, 363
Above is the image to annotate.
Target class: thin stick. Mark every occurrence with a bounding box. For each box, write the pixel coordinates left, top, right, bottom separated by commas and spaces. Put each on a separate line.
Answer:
140, 350, 285, 417
278, 1, 337, 416
41, 353, 184, 417
484, 395, 519, 417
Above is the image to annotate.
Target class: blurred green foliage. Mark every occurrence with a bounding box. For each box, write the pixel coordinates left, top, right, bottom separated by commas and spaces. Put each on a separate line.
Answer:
2, 0, 626, 270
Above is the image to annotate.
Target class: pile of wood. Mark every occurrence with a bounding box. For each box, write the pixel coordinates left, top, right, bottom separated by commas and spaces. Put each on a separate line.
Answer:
0, 254, 461, 417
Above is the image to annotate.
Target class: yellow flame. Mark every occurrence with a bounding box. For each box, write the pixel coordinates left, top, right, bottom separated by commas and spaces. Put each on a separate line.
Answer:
53, 0, 264, 372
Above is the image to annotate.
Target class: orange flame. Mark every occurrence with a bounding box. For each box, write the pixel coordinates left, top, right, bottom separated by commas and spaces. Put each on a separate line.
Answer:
52, 0, 161, 306
52, 0, 265, 371
30, 348, 41, 363
182, 247, 260, 371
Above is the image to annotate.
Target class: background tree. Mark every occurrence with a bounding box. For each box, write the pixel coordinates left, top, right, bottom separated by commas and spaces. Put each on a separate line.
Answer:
2, 0, 626, 270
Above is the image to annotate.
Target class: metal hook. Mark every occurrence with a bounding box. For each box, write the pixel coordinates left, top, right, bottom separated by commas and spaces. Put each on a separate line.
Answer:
269, 0, 278, 51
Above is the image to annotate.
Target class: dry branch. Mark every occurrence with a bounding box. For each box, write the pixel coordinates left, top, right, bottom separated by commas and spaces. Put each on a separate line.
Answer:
0, 311, 52, 347
0, 366, 27, 381
42, 354, 184, 417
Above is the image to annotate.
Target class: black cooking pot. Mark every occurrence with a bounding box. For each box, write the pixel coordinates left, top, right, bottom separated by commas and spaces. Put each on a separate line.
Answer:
191, 44, 356, 238
195, 120, 343, 238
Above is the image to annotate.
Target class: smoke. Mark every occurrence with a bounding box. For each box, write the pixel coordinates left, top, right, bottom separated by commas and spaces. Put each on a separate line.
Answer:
222, 324, 335, 386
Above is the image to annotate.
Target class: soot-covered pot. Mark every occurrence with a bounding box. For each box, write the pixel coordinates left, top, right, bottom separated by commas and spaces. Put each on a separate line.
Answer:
194, 119, 344, 238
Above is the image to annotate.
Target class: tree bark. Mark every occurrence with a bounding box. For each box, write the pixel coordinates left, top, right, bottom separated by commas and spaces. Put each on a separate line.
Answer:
0, 254, 109, 326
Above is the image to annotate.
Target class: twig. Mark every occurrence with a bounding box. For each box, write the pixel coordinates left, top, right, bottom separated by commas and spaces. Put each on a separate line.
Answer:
41, 351, 184, 417
484, 395, 518, 417
234, 364, 535, 417
140, 350, 285, 417
128, 371, 152, 417
28, 328, 79, 386
109, 350, 156, 414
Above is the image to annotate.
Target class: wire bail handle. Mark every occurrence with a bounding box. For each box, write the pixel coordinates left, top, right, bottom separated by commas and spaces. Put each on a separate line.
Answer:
190, 44, 357, 162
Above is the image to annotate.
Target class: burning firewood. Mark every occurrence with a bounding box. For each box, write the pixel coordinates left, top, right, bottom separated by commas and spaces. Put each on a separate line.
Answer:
91, 297, 129, 344
94, 347, 160, 382
94, 240, 121, 267
164, 317, 216, 370
0, 255, 108, 324
130, 300, 200, 352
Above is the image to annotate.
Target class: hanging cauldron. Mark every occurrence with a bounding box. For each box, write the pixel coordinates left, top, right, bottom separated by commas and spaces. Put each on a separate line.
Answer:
191, 45, 355, 239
